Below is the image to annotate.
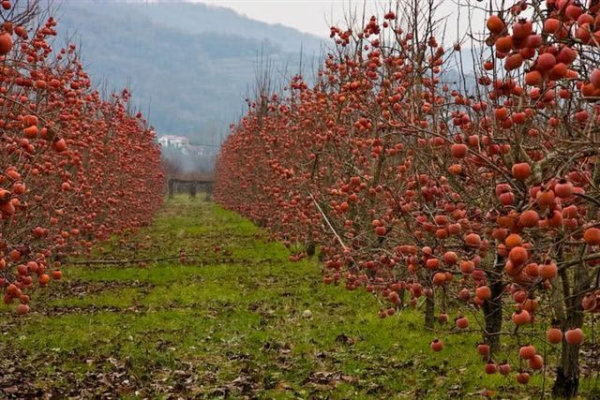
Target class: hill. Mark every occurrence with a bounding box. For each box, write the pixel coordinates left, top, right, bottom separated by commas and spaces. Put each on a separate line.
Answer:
51, 0, 326, 146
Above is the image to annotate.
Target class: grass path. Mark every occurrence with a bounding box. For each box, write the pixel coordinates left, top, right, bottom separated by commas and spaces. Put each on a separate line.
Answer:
0, 197, 596, 399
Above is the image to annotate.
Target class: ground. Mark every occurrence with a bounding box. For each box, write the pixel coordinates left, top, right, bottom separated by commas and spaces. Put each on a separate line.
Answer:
0, 196, 598, 399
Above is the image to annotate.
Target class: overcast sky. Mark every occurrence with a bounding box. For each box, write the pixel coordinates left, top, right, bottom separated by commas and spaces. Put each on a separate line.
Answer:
190, 1, 483, 42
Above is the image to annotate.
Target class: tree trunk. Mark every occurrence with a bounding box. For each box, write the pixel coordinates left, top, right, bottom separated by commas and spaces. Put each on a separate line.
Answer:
553, 261, 587, 398
482, 280, 503, 352
168, 179, 174, 198
424, 293, 435, 330
482, 253, 504, 353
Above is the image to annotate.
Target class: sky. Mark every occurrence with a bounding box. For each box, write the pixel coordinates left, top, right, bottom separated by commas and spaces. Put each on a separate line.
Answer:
189, 0, 482, 42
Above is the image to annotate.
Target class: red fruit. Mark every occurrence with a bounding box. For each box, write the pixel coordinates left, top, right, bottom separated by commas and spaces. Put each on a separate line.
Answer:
565, 328, 584, 345
51, 270, 62, 280
16, 303, 29, 315
476, 285, 492, 300
477, 343, 490, 356
517, 371, 530, 384
543, 18, 561, 33
525, 70, 543, 85
519, 344, 536, 359
485, 362, 497, 374
494, 107, 509, 120
536, 189, 555, 208
512, 162, 531, 180
498, 362, 511, 376
557, 46, 577, 64
53, 138, 67, 152
547, 327, 563, 344
528, 354, 544, 370
430, 339, 444, 352
499, 191, 514, 206
38, 274, 50, 285
0, 32, 12, 55
509, 246, 528, 266
550, 63, 568, 80
487, 15, 505, 34
512, 20, 533, 39
460, 260, 475, 274
539, 259, 558, 279
456, 316, 469, 329
465, 233, 481, 248
495, 36, 513, 53
433, 272, 446, 286
554, 179, 573, 198
591, 69, 600, 89
23, 125, 38, 138
504, 53, 523, 70
442, 251, 458, 265
375, 226, 387, 236
505, 233, 523, 248
426, 258, 440, 270
6, 283, 20, 297
451, 143, 468, 158
536, 53, 557, 71
584, 227, 600, 245
518, 210, 540, 228
565, 5, 583, 20
582, 293, 598, 311
512, 309, 531, 325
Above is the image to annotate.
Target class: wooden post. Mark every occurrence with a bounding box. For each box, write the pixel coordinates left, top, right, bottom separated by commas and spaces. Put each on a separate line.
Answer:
168, 179, 174, 198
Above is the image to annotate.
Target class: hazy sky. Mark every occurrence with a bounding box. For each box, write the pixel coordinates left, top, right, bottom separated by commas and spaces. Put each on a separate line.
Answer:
190, 1, 481, 42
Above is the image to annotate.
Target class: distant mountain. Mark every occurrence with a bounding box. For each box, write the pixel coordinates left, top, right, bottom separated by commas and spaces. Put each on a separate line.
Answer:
50, 0, 326, 147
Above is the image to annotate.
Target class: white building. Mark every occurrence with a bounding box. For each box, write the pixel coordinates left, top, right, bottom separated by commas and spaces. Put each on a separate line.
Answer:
158, 135, 190, 149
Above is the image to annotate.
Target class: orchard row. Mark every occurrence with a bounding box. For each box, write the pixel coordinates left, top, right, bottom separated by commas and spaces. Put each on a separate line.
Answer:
216, 0, 600, 397
1, 2, 164, 313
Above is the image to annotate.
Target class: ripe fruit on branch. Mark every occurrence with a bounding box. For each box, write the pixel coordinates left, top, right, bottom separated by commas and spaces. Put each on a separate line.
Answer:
477, 343, 490, 356
547, 327, 563, 344
487, 15, 505, 34
498, 362, 511, 375
456, 316, 469, 329
519, 344, 536, 359
512, 309, 531, 325
451, 143, 468, 158
512, 163, 531, 180
0, 32, 12, 55
584, 227, 600, 245
476, 285, 492, 300
484, 362, 497, 374
525, 70, 543, 86
565, 328, 584, 345
509, 246, 528, 266
528, 354, 544, 370
516, 371, 530, 384
465, 233, 481, 248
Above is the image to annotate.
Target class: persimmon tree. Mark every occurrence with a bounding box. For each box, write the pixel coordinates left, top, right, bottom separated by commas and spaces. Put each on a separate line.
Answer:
0, 0, 164, 313
216, 0, 600, 397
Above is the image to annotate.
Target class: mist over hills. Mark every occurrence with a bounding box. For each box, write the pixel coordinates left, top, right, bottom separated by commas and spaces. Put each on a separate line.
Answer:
52, 0, 326, 147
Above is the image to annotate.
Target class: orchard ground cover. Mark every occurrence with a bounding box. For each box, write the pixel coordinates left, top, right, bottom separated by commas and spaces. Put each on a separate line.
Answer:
0, 196, 598, 399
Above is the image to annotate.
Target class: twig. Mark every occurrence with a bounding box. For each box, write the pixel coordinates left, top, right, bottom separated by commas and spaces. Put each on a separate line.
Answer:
309, 193, 347, 251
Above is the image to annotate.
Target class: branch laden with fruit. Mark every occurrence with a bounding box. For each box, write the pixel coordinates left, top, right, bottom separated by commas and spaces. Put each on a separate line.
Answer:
216, 0, 600, 397
0, 1, 164, 314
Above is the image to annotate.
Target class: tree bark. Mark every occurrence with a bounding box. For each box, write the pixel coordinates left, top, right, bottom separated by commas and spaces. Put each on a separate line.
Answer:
553, 261, 587, 398
482, 253, 504, 353
424, 292, 435, 330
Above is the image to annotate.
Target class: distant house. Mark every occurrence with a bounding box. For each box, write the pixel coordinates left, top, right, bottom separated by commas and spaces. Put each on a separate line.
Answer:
158, 135, 190, 149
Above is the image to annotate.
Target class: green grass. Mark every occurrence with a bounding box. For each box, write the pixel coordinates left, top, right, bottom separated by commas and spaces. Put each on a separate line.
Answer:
0, 196, 598, 399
